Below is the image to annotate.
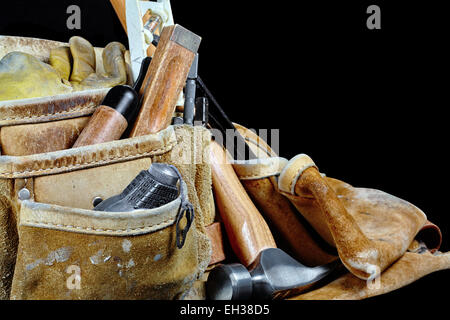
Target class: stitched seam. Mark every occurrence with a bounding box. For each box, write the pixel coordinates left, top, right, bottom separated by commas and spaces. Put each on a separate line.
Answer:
0, 141, 176, 177
21, 217, 175, 233
0, 104, 97, 121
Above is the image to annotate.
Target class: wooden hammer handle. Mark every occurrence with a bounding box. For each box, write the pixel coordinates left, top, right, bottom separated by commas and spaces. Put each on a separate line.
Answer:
110, 0, 127, 33
130, 25, 199, 136
209, 141, 276, 267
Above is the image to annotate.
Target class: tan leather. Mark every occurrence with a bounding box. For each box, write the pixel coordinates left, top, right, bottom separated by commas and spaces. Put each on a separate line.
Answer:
0, 36, 68, 63
0, 126, 176, 179
232, 124, 338, 266
11, 188, 203, 299
0, 117, 89, 156
0, 178, 16, 300
279, 155, 427, 280
34, 158, 152, 210
415, 220, 442, 253
292, 248, 450, 300
0, 125, 215, 300
0, 88, 108, 128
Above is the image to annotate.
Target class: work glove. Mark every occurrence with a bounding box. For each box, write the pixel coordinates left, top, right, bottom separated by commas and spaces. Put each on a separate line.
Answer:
0, 36, 129, 102
0, 51, 72, 101
67, 36, 96, 83
48, 46, 72, 82
77, 41, 128, 89
50, 37, 128, 90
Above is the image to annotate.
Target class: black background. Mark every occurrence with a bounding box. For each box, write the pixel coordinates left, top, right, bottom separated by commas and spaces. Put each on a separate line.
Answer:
0, 0, 449, 310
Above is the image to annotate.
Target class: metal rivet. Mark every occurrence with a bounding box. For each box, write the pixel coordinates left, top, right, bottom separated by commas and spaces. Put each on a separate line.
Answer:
18, 188, 31, 201
92, 197, 103, 207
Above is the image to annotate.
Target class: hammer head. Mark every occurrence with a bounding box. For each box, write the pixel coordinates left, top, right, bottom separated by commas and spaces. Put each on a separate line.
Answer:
206, 248, 339, 300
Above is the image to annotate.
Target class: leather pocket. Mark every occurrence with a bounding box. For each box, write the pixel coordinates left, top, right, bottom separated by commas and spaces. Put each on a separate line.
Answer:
0, 125, 215, 300
0, 117, 90, 156
10, 178, 209, 300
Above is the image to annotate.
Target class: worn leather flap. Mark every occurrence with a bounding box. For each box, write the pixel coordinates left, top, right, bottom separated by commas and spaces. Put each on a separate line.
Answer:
0, 125, 177, 179
19, 178, 187, 236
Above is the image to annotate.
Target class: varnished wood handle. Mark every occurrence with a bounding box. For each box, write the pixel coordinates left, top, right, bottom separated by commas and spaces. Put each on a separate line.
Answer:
72, 105, 128, 148
130, 25, 199, 137
209, 141, 276, 267
110, 0, 127, 33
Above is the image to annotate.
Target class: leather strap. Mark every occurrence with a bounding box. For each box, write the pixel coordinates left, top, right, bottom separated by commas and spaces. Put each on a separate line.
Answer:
232, 157, 288, 180
278, 154, 318, 195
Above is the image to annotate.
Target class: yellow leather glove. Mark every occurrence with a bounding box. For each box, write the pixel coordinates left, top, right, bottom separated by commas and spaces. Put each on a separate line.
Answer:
49, 46, 72, 82
77, 41, 128, 89
68, 36, 96, 83
50, 38, 128, 90
0, 36, 128, 102
0, 52, 72, 101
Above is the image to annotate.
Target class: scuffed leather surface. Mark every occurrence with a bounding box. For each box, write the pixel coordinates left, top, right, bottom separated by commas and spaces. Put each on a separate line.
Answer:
292, 248, 450, 300
0, 125, 177, 179
34, 158, 151, 209
0, 179, 16, 300
11, 222, 201, 299
0, 117, 89, 156
232, 124, 338, 266
0, 125, 214, 299
284, 173, 426, 279
230, 124, 447, 298
0, 88, 108, 127
0, 36, 67, 63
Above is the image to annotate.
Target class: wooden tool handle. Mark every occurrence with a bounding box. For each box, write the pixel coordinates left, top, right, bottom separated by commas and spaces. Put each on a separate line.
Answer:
110, 0, 127, 33
209, 141, 276, 267
130, 25, 199, 137
72, 105, 128, 148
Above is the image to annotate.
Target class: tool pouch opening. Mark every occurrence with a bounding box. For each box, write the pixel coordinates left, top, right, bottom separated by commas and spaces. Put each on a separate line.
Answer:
0, 124, 215, 300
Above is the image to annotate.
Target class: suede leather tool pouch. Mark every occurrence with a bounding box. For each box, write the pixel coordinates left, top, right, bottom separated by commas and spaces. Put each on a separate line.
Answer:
0, 123, 215, 300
